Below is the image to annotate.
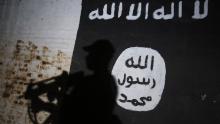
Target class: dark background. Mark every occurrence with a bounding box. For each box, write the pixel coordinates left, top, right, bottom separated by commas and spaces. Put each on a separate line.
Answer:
70, 0, 220, 124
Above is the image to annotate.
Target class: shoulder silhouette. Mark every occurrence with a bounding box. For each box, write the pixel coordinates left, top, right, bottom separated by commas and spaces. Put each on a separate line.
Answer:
60, 39, 121, 124
23, 39, 121, 124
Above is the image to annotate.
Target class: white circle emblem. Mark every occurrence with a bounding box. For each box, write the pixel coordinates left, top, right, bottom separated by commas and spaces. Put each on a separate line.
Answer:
112, 47, 166, 111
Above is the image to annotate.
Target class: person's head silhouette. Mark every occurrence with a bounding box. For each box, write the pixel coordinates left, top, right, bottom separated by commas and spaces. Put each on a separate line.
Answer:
84, 39, 114, 73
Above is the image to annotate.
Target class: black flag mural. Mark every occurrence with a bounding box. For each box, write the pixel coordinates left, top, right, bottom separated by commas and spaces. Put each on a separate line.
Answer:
70, 0, 219, 124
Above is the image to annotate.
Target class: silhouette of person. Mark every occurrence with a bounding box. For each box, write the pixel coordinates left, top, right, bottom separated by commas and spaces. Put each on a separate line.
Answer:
23, 71, 69, 124
59, 39, 121, 124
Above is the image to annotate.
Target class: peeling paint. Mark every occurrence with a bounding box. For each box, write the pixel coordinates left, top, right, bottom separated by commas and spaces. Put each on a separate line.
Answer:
0, 40, 72, 124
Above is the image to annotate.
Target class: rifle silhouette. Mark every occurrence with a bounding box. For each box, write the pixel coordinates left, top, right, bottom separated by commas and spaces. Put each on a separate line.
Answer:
23, 71, 69, 124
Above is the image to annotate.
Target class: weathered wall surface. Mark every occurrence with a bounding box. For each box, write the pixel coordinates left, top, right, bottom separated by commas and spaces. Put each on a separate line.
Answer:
0, 0, 82, 123
0, 40, 72, 124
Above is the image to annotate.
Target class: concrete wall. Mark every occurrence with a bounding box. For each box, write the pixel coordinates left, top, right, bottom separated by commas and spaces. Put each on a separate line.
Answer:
0, 0, 82, 123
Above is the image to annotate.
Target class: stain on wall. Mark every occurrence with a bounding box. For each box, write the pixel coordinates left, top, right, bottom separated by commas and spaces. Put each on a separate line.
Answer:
0, 40, 71, 124
0, 0, 82, 123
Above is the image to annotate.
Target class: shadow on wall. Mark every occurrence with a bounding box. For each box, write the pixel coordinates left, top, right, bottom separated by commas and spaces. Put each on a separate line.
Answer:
23, 39, 121, 124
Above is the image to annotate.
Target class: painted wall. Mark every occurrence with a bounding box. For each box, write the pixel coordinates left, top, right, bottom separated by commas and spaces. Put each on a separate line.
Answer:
0, 0, 81, 123
71, 0, 219, 124
0, 0, 219, 124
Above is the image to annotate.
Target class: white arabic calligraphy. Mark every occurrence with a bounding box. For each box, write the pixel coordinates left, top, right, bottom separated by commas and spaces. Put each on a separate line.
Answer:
88, 0, 208, 21
153, 2, 174, 20
126, 2, 142, 20
89, 3, 116, 20
192, 0, 209, 19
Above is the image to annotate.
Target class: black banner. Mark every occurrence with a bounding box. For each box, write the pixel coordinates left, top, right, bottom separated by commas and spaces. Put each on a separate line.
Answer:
70, 0, 219, 124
